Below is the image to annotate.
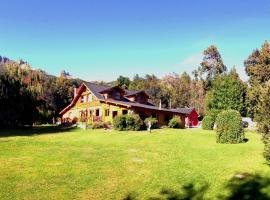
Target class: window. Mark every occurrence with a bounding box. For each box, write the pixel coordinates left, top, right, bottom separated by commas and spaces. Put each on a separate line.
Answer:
88, 94, 92, 102
122, 110, 128, 115
115, 92, 121, 100
112, 111, 118, 118
89, 110, 93, 116
95, 109, 100, 116
105, 109, 110, 116
80, 96, 84, 103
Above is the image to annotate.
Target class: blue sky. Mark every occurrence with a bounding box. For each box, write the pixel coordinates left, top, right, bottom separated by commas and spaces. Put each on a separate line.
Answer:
1, 0, 270, 81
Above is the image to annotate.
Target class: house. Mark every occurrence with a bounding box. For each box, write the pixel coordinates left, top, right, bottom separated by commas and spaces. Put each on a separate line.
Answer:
60, 82, 198, 127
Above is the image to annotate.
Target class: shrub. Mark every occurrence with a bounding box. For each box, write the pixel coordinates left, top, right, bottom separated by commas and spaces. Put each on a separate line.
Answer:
168, 117, 183, 129
144, 117, 159, 129
264, 138, 270, 162
126, 114, 143, 131
208, 109, 220, 122
113, 115, 127, 131
202, 116, 214, 130
92, 122, 104, 129
113, 114, 143, 131
216, 110, 245, 144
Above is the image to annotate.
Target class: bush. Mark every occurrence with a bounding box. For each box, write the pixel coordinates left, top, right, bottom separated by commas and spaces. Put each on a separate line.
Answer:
92, 122, 104, 129
216, 110, 245, 144
202, 116, 214, 130
113, 114, 143, 131
168, 117, 183, 129
113, 115, 127, 131
144, 117, 159, 129
126, 114, 143, 131
264, 138, 270, 162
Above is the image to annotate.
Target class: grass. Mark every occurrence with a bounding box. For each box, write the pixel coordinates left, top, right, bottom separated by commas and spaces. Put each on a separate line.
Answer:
0, 128, 269, 200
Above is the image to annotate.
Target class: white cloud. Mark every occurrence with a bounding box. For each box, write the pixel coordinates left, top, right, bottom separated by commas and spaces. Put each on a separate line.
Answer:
179, 54, 202, 67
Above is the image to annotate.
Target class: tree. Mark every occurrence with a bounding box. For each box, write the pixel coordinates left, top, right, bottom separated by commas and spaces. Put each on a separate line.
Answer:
244, 41, 270, 119
199, 45, 227, 90
163, 72, 191, 108
116, 75, 131, 89
256, 80, 270, 140
129, 74, 167, 106
0, 74, 38, 127
206, 69, 247, 117
190, 79, 205, 116
245, 41, 270, 86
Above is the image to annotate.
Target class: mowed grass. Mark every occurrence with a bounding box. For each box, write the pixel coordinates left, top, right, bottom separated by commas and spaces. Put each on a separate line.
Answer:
0, 128, 269, 200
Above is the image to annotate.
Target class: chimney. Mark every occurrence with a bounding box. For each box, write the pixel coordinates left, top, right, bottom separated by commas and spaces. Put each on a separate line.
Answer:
159, 99, 162, 110
74, 88, 77, 98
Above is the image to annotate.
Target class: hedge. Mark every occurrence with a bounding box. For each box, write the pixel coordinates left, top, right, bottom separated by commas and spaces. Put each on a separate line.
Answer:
113, 114, 143, 131
168, 116, 184, 129
216, 110, 244, 144
202, 116, 215, 130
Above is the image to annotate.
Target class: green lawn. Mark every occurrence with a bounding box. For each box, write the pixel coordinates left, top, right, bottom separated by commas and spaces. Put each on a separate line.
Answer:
0, 128, 269, 200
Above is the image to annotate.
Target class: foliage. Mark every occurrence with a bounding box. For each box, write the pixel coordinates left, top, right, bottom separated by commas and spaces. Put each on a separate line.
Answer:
202, 116, 214, 130
244, 41, 270, 161
92, 122, 105, 129
198, 45, 227, 90
128, 73, 202, 111
144, 117, 158, 129
162, 72, 192, 108
129, 74, 167, 107
206, 69, 248, 117
216, 110, 244, 144
113, 115, 127, 131
0, 74, 38, 127
113, 114, 143, 131
2, 61, 82, 125
168, 117, 183, 129
244, 41, 270, 119
255, 81, 270, 140
263, 138, 270, 162
116, 75, 131, 89
190, 79, 206, 116
125, 114, 143, 131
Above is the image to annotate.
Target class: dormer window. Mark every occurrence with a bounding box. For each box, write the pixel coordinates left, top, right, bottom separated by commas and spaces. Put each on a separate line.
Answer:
115, 92, 120, 100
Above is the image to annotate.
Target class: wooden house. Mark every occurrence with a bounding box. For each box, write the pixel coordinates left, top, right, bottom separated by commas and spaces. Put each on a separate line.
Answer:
60, 82, 198, 127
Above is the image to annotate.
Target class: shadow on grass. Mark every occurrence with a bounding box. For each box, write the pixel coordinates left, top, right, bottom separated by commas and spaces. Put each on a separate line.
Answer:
221, 174, 270, 200
0, 125, 78, 137
123, 174, 270, 200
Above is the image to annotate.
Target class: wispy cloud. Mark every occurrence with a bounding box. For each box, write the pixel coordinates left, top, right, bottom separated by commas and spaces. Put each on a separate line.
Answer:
179, 54, 202, 68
